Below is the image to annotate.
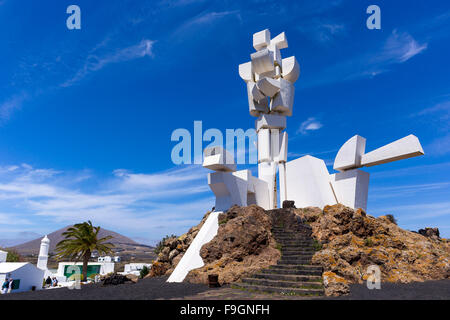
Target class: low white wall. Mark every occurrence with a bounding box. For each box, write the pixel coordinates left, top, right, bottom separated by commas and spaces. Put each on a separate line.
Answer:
167, 211, 220, 283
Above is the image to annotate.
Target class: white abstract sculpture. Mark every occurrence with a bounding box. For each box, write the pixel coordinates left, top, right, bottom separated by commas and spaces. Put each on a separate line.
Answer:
329, 134, 424, 211
168, 29, 425, 283
239, 28, 300, 209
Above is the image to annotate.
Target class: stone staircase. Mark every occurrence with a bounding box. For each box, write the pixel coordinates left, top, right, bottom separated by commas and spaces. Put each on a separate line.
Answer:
234, 226, 324, 296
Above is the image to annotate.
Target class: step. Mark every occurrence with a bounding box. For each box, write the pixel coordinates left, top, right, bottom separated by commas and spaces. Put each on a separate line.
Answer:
242, 278, 323, 289
279, 260, 312, 265
262, 268, 323, 276
281, 251, 314, 256
233, 283, 324, 296
278, 242, 314, 246
271, 264, 323, 271
252, 273, 322, 282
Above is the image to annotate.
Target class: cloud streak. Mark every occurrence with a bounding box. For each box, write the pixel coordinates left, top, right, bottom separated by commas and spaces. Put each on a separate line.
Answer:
62, 39, 155, 87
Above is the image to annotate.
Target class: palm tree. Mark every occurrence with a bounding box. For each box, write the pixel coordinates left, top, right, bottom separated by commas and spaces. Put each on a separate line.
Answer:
55, 221, 115, 281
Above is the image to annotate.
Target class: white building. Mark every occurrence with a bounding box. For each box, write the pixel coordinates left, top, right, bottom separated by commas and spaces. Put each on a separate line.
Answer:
55, 261, 115, 280
122, 263, 151, 276
98, 256, 112, 263
0, 263, 44, 293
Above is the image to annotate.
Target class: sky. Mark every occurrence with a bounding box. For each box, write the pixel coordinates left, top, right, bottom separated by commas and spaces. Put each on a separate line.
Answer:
0, 0, 449, 246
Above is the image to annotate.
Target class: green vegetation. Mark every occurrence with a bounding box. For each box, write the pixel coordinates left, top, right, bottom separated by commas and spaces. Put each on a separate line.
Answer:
1, 248, 22, 262
140, 265, 149, 279
385, 214, 398, 225
364, 237, 374, 247
312, 239, 322, 251
55, 221, 114, 281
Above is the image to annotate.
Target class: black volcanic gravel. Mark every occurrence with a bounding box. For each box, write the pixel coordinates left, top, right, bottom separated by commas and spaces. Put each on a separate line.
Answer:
0, 277, 449, 300
0, 276, 210, 300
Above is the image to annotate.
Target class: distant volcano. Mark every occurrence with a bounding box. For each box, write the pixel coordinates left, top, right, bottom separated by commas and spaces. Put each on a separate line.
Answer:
9, 225, 143, 255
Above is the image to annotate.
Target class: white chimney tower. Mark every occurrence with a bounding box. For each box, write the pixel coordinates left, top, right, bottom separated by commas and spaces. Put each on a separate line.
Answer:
37, 235, 50, 270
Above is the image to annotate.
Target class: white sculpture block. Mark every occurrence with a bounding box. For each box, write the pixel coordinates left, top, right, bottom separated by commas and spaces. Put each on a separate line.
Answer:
238, 61, 254, 83
251, 49, 275, 74
270, 32, 288, 49
203, 146, 236, 172
247, 81, 269, 116
330, 169, 370, 211
270, 78, 294, 116
334, 135, 366, 172
278, 131, 288, 163
258, 129, 271, 162
281, 56, 300, 83
285, 156, 337, 208
255, 114, 286, 131
249, 81, 266, 102
256, 77, 280, 97
361, 135, 424, 167
258, 162, 277, 209
267, 43, 282, 67
253, 29, 271, 51
167, 211, 220, 283
208, 172, 248, 210
278, 162, 287, 204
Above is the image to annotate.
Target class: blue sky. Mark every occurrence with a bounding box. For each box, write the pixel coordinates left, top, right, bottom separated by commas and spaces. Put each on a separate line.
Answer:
0, 0, 449, 245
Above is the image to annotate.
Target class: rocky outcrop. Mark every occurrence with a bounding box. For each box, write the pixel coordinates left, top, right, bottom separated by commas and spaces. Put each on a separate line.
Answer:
418, 228, 440, 240
150, 203, 449, 297
147, 211, 212, 277
294, 204, 450, 295
186, 205, 280, 284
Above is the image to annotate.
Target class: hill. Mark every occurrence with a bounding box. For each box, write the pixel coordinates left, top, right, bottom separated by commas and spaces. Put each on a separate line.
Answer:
10, 225, 148, 256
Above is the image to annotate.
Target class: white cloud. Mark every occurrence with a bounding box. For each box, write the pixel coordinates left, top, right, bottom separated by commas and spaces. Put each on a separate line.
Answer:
297, 117, 323, 135
298, 20, 345, 43
304, 30, 428, 88
381, 30, 428, 63
0, 164, 213, 244
62, 39, 155, 87
0, 92, 28, 122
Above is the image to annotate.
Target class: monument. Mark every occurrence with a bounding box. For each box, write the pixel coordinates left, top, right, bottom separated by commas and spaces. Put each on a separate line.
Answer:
167, 29, 424, 283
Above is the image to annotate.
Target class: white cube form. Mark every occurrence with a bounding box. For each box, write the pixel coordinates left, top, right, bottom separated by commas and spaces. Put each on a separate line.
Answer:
257, 129, 271, 162
270, 129, 288, 163
285, 155, 337, 209
268, 43, 282, 67
281, 56, 300, 83
256, 77, 280, 97
203, 146, 236, 172
251, 49, 275, 75
270, 78, 294, 116
247, 81, 269, 116
278, 131, 288, 163
248, 81, 266, 102
207, 170, 270, 211
255, 114, 286, 131
270, 31, 288, 49
208, 171, 248, 210
253, 29, 271, 51
278, 162, 287, 204
330, 169, 370, 211
258, 161, 277, 209
238, 61, 254, 83
334, 135, 367, 172
361, 134, 424, 167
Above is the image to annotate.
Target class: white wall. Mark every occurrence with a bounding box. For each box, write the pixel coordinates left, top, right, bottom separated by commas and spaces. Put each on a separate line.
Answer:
0, 263, 44, 293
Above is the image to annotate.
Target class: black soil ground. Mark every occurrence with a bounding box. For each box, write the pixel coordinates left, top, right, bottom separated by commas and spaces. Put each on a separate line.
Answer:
0, 276, 209, 300
0, 278, 448, 300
